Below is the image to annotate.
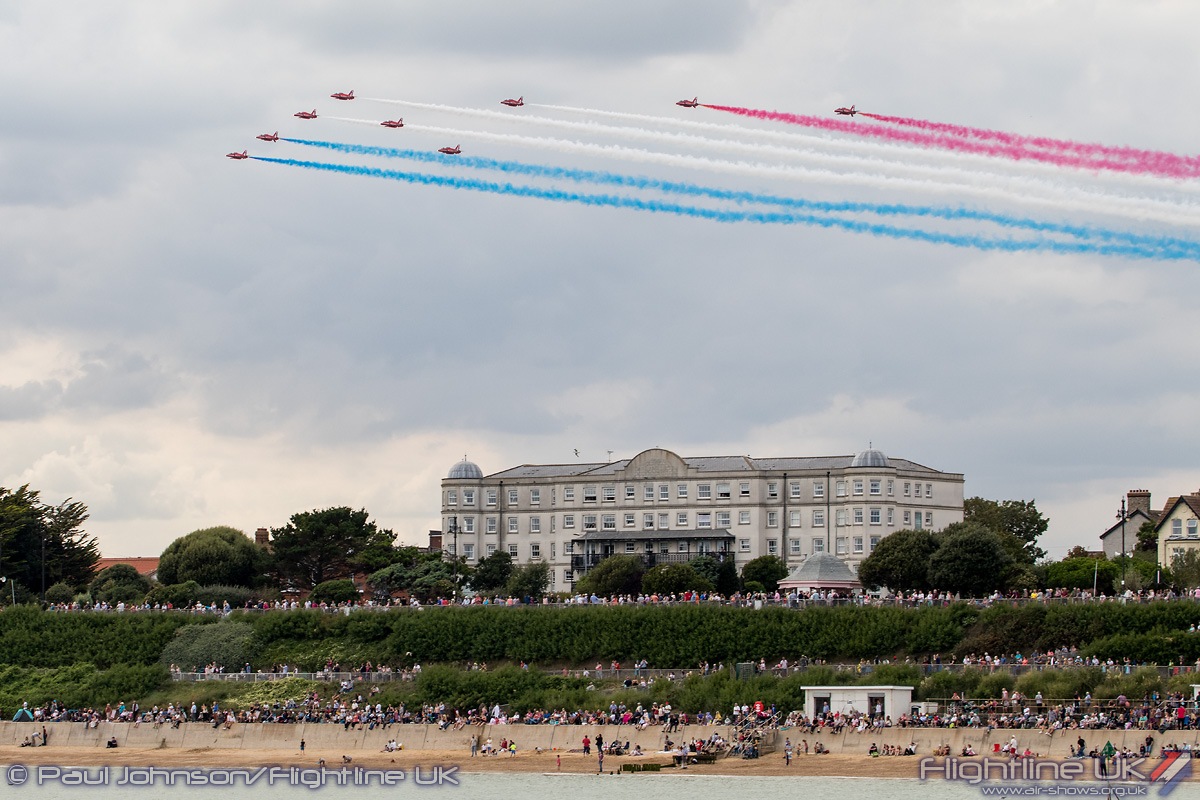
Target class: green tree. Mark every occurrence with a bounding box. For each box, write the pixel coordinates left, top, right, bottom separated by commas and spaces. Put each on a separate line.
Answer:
857, 528, 939, 591
0, 486, 98, 597
506, 562, 551, 600
1171, 550, 1200, 588
157, 526, 270, 588
1045, 557, 1119, 591
1135, 521, 1158, 554
740, 555, 789, 592
269, 507, 395, 590
44, 581, 75, 605
575, 555, 645, 597
89, 563, 152, 605
927, 523, 1012, 597
471, 551, 514, 593
310, 578, 360, 604
641, 563, 712, 595
715, 556, 739, 596
963, 497, 1048, 563
368, 546, 468, 602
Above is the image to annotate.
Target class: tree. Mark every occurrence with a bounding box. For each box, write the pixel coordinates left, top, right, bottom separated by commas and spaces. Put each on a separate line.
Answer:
0, 486, 98, 597
927, 523, 1012, 597
856, 529, 939, 591
471, 551, 514, 593
1063, 545, 1094, 560
368, 546, 468, 602
89, 563, 152, 605
1136, 521, 1158, 554
963, 497, 1048, 563
310, 578, 360, 604
269, 507, 395, 590
740, 555, 789, 593
575, 555, 645, 597
44, 581, 75, 605
1171, 551, 1200, 589
641, 563, 713, 595
157, 526, 270, 588
506, 562, 551, 600
1045, 556, 1119, 591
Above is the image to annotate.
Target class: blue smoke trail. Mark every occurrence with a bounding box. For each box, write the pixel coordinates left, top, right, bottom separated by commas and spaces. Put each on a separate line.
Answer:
253, 156, 1197, 262
283, 137, 1200, 260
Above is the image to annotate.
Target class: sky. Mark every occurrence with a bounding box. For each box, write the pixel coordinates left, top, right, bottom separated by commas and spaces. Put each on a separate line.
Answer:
1, 1, 1198, 560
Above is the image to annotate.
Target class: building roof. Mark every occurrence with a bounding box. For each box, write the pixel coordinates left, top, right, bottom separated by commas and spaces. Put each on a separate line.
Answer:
1155, 494, 1200, 539
446, 458, 484, 480
574, 529, 735, 542
778, 553, 862, 590
96, 557, 160, 577
1099, 508, 1158, 542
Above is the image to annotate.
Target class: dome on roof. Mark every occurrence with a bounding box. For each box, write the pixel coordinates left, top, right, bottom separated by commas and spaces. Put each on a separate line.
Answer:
850, 447, 889, 468
447, 458, 483, 480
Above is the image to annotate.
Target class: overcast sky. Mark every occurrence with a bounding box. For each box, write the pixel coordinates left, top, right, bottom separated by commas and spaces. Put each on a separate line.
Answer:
2, 1, 1197, 560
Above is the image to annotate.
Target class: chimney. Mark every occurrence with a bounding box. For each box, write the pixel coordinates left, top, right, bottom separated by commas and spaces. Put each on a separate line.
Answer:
255, 527, 270, 546
1126, 490, 1151, 517
428, 530, 443, 552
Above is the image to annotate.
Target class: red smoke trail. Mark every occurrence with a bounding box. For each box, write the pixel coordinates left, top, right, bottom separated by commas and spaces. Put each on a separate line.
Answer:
702, 104, 1200, 179
859, 112, 1200, 173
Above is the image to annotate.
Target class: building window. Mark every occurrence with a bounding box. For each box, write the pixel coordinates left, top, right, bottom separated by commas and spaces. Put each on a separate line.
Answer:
659, 485, 669, 501
624, 513, 636, 528
903, 510, 911, 525
813, 481, 824, 498
659, 542, 670, 554
678, 484, 688, 499
678, 541, 690, 553
869, 479, 881, 496
887, 480, 894, 497
717, 483, 731, 499
1190, 519, 1199, 536
717, 511, 731, 528
551, 543, 556, 559
739, 510, 751, 525
602, 486, 616, 502
624, 542, 636, 553
740, 538, 751, 552
659, 513, 669, 529
698, 512, 712, 529
924, 511, 933, 527
508, 544, 518, 558
925, 484, 933, 498
1173, 519, 1183, 535
564, 487, 575, 502
486, 543, 496, 556
790, 539, 802, 555
486, 517, 497, 534
564, 514, 575, 529
740, 481, 751, 497
903, 483, 910, 497
852, 479, 864, 496
644, 485, 654, 501
853, 536, 863, 554
767, 511, 779, 527
508, 517, 518, 534
463, 543, 475, 560
583, 514, 597, 531
887, 508, 894, 526
643, 513, 654, 529
767, 482, 779, 499
486, 489, 497, 506
813, 538, 825, 553
913, 512, 922, 531
677, 512, 689, 527
447, 490, 458, 506
767, 539, 778, 555
583, 486, 597, 502
625, 485, 635, 500
790, 510, 801, 528
507, 489, 517, 505
463, 517, 475, 533
530, 543, 541, 558
602, 514, 616, 530
836, 481, 846, 497
836, 509, 847, 526
530, 517, 541, 534
870, 508, 881, 525
463, 489, 476, 505
853, 508, 864, 525
836, 537, 847, 555
789, 481, 801, 500
812, 510, 825, 527
564, 569, 573, 582
530, 489, 541, 505
697, 484, 712, 500
870, 536, 880, 551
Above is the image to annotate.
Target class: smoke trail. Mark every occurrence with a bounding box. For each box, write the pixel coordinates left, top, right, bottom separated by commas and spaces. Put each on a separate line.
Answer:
287, 122, 1200, 227
283, 137, 1200, 257
860, 112, 1200, 172
704, 104, 1200, 180
251, 156, 1196, 262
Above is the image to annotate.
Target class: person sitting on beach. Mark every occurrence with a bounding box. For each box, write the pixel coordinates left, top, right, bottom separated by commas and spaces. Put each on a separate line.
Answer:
962, 744, 977, 756
868, 743, 879, 757
106, 737, 118, 749
20, 737, 33, 747
632, 744, 643, 756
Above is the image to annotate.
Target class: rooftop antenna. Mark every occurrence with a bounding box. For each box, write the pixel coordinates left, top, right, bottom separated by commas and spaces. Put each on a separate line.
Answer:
607, 450, 613, 462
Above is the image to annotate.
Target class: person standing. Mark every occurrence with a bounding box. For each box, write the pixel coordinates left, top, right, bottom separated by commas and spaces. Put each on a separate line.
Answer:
598, 749, 604, 774
470, 736, 478, 757
784, 738, 793, 766
582, 735, 591, 754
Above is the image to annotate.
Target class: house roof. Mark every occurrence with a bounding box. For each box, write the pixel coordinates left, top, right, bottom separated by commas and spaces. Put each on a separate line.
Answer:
574, 529, 735, 542
486, 452, 957, 480
778, 553, 862, 590
1155, 495, 1200, 538
1099, 508, 1158, 541
96, 557, 159, 577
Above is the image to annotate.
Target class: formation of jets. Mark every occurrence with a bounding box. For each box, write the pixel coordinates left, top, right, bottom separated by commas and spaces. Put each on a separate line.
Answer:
834, 105, 857, 116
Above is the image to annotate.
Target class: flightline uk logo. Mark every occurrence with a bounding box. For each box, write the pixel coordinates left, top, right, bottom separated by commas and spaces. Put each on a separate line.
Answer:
919, 754, 1192, 796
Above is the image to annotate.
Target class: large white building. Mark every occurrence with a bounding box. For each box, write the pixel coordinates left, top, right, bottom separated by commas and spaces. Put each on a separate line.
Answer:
440, 447, 964, 591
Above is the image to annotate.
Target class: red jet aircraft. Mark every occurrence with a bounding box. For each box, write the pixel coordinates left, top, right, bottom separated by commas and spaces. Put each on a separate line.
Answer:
226, 150, 248, 160
256, 131, 279, 142
294, 109, 318, 119
380, 119, 405, 128
438, 145, 461, 155
676, 97, 699, 108
834, 105, 857, 116
500, 96, 524, 107
330, 90, 354, 100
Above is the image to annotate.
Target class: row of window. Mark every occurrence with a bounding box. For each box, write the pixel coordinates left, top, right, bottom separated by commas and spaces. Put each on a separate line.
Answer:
449, 509, 935, 535
445, 479, 938, 507
1169, 518, 1200, 537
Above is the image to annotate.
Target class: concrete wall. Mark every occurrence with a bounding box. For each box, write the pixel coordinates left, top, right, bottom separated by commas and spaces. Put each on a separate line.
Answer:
0, 721, 1189, 758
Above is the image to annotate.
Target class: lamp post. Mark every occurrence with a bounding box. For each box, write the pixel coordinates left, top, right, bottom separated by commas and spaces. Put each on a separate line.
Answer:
1117, 499, 1127, 593
448, 515, 460, 602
